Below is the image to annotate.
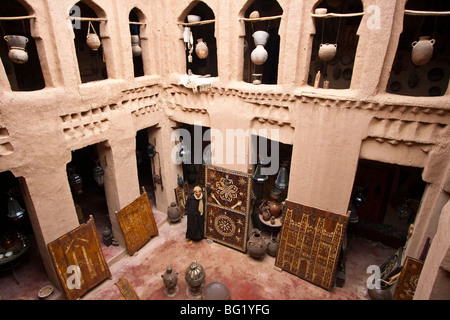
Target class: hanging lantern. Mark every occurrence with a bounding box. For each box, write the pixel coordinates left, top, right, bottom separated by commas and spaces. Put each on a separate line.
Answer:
92, 161, 104, 187
69, 169, 83, 195
177, 138, 191, 164
4, 35, 29, 64
253, 161, 268, 183
131, 35, 142, 57
7, 196, 25, 220
275, 163, 289, 190
147, 143, 156, 158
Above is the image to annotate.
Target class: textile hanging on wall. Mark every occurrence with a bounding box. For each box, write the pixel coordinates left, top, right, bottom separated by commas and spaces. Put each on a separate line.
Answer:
204, 165, 252, 253
174, 181, 189, 216
47, 216, 112, 300
275, 200, 349, 291
115, 187, 158, 256
393, 256, 424, 300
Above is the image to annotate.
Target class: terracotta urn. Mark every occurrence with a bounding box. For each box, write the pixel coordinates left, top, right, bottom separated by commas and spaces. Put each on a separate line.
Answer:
411, 36, 435, 66
268, 200, 282, 218
318, 43, 337, 61
167, 202, 182, 223
266, 237, 279, 257
4, 35, 29, 64
161, 266, 179, 295
131, 35, 142, 57
262, 210, 271, 221
195, 38, 208, 59
247, 230, 266, 259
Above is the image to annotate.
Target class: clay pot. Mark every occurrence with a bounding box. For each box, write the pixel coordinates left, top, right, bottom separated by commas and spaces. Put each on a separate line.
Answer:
87, 33, 101, 51
262, 210, 271, 221
247, 230, 266, 259
195, 38, 208, 59
266, 238, 279, 257
187, 15, 201, 23
131, 35, 142, 57
368, 283, 392, 300
318, 43, 337, 61
167, 202, 182, 223
251, 45, 268, 65
268, 200, 281, 218
4, 35, 29, 64
253, 31, 269, 46
161, 266, 178, 294
411, 36, 435, 66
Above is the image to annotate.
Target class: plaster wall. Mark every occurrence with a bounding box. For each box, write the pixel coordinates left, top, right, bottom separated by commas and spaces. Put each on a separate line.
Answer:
0, 0, 449, 298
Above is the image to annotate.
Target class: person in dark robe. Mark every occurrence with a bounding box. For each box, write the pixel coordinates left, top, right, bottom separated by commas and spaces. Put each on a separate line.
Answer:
185, 186, 205, 243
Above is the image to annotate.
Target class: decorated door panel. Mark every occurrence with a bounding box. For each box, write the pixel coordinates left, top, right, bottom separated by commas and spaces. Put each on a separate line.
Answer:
47, 216, 112, 300
174, 181, 189, 216
204, 165, 252, 252
115, 187, 158, 256
275, 200, 349, 291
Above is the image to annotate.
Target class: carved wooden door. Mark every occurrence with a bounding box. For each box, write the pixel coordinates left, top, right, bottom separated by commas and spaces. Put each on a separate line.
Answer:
275, 200, 349, 291
115, 188, 158, 256
204, 165, 252, 252
47, 216, 112, 300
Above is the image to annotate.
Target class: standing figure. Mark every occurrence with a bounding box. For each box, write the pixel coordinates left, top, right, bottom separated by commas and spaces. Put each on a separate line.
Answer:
185, 186, 205, 243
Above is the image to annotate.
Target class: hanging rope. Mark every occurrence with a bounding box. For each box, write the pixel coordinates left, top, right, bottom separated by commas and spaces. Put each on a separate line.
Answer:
335, 17, 342, 44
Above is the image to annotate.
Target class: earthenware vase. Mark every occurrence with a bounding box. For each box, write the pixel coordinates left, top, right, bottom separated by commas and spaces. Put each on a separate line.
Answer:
131, 35, 142, 57
162, 266, 179, 296
368, 283, 392, 300
247, 230, 266, 259
167, 202, 182, 223
4, 35, 29, 64
318, 43, 337, 61
411, 36, 434, 66
251, 31, 269, 65
195, 38, 208, 59
86, 21, 101, 51
266, 237, 279, 257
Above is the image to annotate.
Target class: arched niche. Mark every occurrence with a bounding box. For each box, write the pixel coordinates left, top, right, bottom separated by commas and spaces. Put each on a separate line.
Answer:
129, 7, 146, 78
386, 0, 450, 97
70, 1, 108, 84
241, 0, 282, 85
180, 1, 218, 77
308, 0, 363, 89
0, 0, 45, 91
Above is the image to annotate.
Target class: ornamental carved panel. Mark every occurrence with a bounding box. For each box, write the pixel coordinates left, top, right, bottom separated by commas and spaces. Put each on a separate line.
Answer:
275, 200, 349, 291
174, 181, 189, 216
204, 165, 252, 252
115, 188, 158, 256
47, 216, 112, 300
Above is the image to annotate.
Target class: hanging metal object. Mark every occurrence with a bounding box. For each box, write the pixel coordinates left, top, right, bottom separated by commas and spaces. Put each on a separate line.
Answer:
92, 160, 104, 187
275, 163, 289, 190
7, 196, 25, 220
147, 143, 156, 158
253, 161, 268, 183
68, 168, 83, 195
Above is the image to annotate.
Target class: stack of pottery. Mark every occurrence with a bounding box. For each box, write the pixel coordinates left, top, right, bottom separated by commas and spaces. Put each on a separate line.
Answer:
131, 35, 142, 57
4, 35, 29, 64
251, 31, 269, 65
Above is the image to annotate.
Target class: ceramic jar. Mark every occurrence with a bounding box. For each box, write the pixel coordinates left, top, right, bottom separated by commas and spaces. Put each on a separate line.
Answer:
161, 266, 179, 294
253, 31, 269, 46
268, 200, 281, 218
4, 35, 29, 64
266, 238, 279, 257
251, 31, 269, 65
167, 202, 182, 223
195, 38, 208, 59
87, 33, 101, 51
318, 43, 337, 61
131, 35, 142, 57
411, 36, 435, 66
247, 230, 266, 259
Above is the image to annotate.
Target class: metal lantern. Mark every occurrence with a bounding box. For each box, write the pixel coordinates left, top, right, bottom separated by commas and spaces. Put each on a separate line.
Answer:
7, 196, 25, 220
275, 163, 289, 190
253, 161, 268, 183
147, 143, 156, 158
92, 161, 104, 187
68, 169, 83, 195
